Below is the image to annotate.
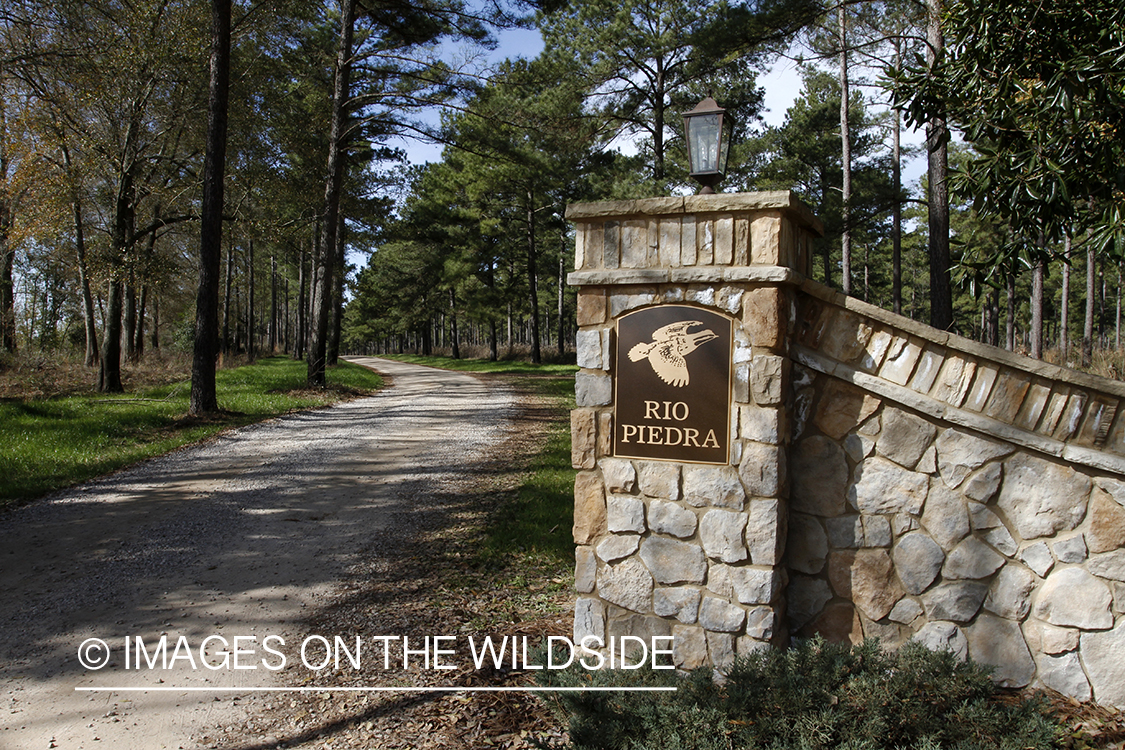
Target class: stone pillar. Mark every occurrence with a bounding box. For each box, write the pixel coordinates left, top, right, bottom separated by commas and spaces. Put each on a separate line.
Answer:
568, 192, 823, 670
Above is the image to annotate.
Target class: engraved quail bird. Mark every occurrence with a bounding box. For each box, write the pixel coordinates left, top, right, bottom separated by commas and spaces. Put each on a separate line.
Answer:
627, 321, 718, 387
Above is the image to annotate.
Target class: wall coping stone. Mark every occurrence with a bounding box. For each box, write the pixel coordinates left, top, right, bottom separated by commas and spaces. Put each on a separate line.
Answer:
568, 266, 799, 287
799, 277, 1125, 401
566, 190, 824, 236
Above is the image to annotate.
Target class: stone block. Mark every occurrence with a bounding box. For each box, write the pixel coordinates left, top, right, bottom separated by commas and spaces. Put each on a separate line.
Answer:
734, 216, 751, 266
657, 217, 683, 267
571, 409, 597, 469
648, 500, 697, 538
573, 472, 606, 545
751, 355, 788, 406
621, 219, 648, 267
893, 532, 945, 595
915, 444, 937, 473
1014, 381, 1052, 431
603, 221, 620, 269
1033, 567, 1113, 629
877, 406, 937, 469
820, 310, 873, 364
828, 548, 904, 621
1020, 542, 1055, 578
911, 621, 968, 660
814, 379, 881, 440
740, 404, 782, 444
963, 364, 998, 413
880, 336, 923, 386
827, 515, 863, 548
856, 329, 894, 374
672, 624, 708, 669
575, 370, 613, 406
997, 453, 1091, 539
714, 215, 734, 264
716, 285, 743, 315
888, 598, 924, 625
1077, 396, 1119, 447
743, 286, 786, 352
577, 289, 607, 325
683, 464, 745, 509
931, 356, 977, 407
934, 428, 1013, 488
943, 536, 1005, 580
639, 536, 707, 584
1038, 388, 1071, 435
788, 575, 833, 630
787, 513, 828, 574
1052, 534, 1087, 564
921, 581, 988, 622
791, 436, 849, 517
1088, 487, 1125, 554
966, 614, 1035, 688
699, 597, 746, 633
575, 329, 603, 370
909, 347, 946, 393
574, 597, 606, 644
738, 441, 785, 498
984, 526, 1018, 556
701, 509, 749, 563
598, 411, 613, 458
844, 433, 876, 463
596, 534, 640, 562
607, 494, 645, 533
732, 566, 782, 605
654, 587, 701, 624
743, 606, 777, 641
806, 602, 863, 645
746, 499, 784, 566
1087, 549, 1125, 582
733, 362, 750, 403
1036, 651, 1092, 702
707, 563, 734, 599
1081, 621, 1125, 706
750, 212, 782, 265
697, 219, 715, 265
1053, 391, 1088, 441
922, 479, 970, 550
849, 457, 929, 516
596, 557, 653, 613
575, 546, 597, 593
601, 458, 636, 493
609, 290, 658, 318
963, 463, 1003, 503
984, 370, 1031, 423
681, 216, 698, 265
864, 516, 892, 547
1026, 621, 1080, 655
637, 461, 681, 501
707, 632, 737, 669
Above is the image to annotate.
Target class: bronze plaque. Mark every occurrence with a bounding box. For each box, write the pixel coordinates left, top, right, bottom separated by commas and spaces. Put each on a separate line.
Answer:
614, 305, 732, 464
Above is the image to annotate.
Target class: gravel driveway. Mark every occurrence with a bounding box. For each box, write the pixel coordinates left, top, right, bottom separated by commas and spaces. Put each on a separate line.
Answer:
0, 357, 515, 749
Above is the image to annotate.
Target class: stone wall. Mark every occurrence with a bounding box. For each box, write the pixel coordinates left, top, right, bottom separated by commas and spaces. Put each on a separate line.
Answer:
567, 192, 1125, 707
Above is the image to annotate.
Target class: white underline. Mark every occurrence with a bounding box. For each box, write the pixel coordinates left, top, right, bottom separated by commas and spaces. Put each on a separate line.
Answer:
75, 686, 677, 693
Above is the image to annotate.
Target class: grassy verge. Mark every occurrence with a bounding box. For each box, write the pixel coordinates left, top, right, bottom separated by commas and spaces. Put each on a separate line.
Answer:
376, 352, 578, 378
0, 357, 382, 508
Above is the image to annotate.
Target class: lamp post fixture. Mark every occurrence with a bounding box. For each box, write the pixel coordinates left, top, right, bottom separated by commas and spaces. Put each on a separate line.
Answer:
683, 96, 733, 195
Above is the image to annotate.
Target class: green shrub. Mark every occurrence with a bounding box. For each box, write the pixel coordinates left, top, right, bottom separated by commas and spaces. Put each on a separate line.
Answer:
536, 637, 1063, 750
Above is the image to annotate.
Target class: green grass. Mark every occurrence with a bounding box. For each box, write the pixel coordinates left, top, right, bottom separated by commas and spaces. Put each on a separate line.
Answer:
377, 352, 578, 377
0, 357, 382, 508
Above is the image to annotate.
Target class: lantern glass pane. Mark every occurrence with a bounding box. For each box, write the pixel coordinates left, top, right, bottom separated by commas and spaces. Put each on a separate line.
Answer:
688, 113, 721, 173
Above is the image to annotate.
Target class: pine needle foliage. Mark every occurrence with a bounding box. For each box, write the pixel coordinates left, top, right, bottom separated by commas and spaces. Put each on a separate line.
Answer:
536, 637, 1064, 750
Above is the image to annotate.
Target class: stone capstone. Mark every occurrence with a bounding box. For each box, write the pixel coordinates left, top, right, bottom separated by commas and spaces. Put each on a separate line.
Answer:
1032, 567, 1113, 630
965, 614, 1035, 688
828, 549, 904, 621
700, 509, 749, 563
934, 429, 1012, 488
596, 557, 653, 613
639, 536, 707, 584
791, 436, 849, 517
787, 513, 828, 575
849, 457, 929, 516
682, 465, 745, 509
1081, 621, 1125, 706
698, 597, 746, 632
997, 453, 1091, 540
648, 500, 697, 538
893, 532, 945, 595
876, 406, 936, 469
943, 536, 1005, 580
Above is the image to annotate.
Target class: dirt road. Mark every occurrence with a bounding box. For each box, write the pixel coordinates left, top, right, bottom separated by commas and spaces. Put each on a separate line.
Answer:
0, 358, 515, 749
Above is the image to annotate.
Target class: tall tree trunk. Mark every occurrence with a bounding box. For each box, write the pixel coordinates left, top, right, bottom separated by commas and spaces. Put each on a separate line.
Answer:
892, 43, 903, 316
839, 3, 852, 296
134, 284, 147, 359
295, 238, 306, 360
62, 144, 99, 365
526, 190, 542, 364
1005, 271, 1016, 352
222, 239, 234, 354
151, 293, 160, 351
124, 273, 137, 361
450, 289, 460, 359
327, 214, 345, 366
1060, 235, 1071, 360
1085, 245, 1095, 364
309, 0, 355, 387
926, 0, 953, 330
189, 0, 231, 415
269, 250, 278, 352
558, 252, 566, 357
1031, 253, 1044, 359
247, 237, 256, 358
97, 162, 135, 393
